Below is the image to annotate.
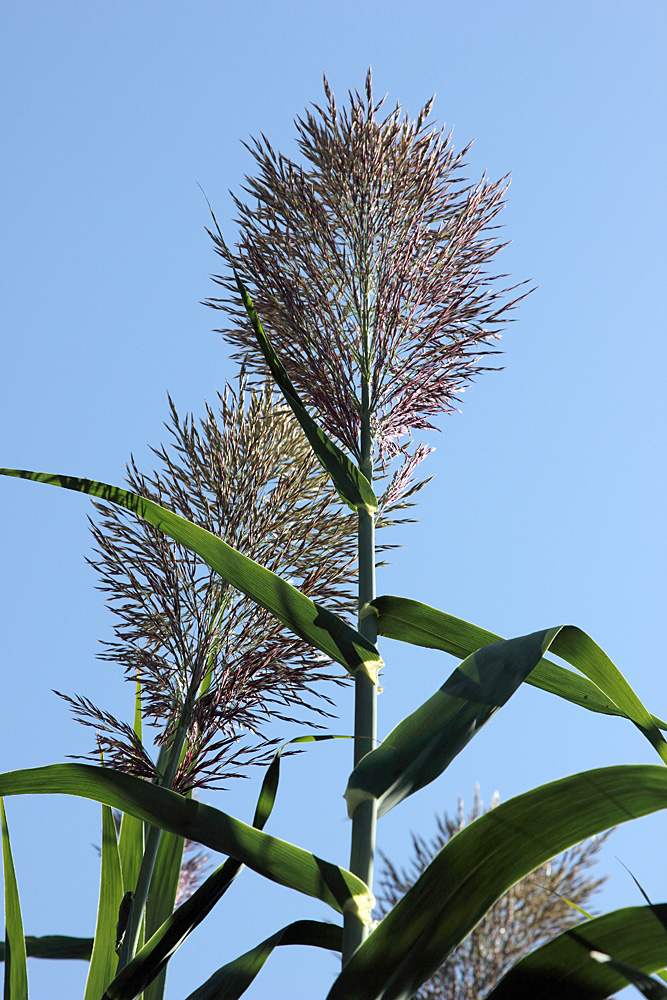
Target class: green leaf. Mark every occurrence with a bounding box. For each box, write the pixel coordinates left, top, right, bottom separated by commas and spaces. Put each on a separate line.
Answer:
142, 830, 185, 1000
104, 860, 242, 1000
1, 800, 28, 1000
184, 920, 341, 1000
84, 806, 125, 1000
589, 953, 667, 998
201, 193, 377, 514
0, 936, 93, 962
486, 904, 667, 999
327, 765, 667, 1000
370, 596, 667, 730
0, 468, 382, 683
100, 736, 351, 1000
347, 619, 667, 818
345, 627, 561, 818
0, 765, 372, 921
232, 275, 377, 513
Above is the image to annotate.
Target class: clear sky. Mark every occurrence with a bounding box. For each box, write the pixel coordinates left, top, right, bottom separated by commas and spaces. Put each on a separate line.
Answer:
1, 2, 665, 997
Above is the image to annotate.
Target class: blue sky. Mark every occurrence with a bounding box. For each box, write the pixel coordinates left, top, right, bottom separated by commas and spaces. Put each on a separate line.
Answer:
1, 2, 665, 997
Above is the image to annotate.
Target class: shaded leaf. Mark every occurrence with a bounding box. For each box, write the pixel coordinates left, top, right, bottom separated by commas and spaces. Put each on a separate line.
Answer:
0, 764, 371, 920
347, 619, 667, 819
346, 627, 560, 818
101, 734, 352, 1000
0, 936, 92, 962
233, 274, 377, 513
487, 903, 667, 999
202, 193, 377, 514
327, 765, 667, 1000
589, 953, 667, 998
184, 920, 341, 1000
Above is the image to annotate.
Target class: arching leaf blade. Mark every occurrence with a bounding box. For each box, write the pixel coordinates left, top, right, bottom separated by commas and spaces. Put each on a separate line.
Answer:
104, 744, 288, 1000
370, 596, 667, 729
327, 765, 667, 1000
345, 627, 560, 818
183, 920, 341, 1000
1, 800, 28, 1000
0, 469, 382, 682
347, 621, 667, 818
0, 765, 372, 922
486, 902, 667, 999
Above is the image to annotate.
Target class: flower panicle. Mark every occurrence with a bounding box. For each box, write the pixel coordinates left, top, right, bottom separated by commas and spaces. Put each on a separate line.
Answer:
207, 69, 532, 488
69, 378, 358, 790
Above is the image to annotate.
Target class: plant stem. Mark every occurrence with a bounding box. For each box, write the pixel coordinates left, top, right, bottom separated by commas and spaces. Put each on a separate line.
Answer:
342, 388, 378, 964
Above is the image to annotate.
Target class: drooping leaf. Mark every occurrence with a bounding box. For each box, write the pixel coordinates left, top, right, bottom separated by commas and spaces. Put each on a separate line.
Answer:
1, 800, 28, 1000
0, 764, 372, 921
0, 469, 381, 683
347, 620, 667, 818
370, 596, 667, 729
0, 936, 92, 962
183, 920, 341, 1000
100, 735, 352, 1000
486, 903, 667, 999
83, 806, 124, 1000
327, 765, 667, 1000
345, 627, 560, 818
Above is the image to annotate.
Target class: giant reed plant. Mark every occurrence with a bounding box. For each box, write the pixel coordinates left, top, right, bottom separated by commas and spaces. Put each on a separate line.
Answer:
3, 72, 667, 1000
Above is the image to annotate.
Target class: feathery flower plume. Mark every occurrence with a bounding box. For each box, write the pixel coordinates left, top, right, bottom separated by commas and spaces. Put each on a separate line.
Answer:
207, 69, 530, 502
376, 787, 610, 1000
62, 379, 359, 791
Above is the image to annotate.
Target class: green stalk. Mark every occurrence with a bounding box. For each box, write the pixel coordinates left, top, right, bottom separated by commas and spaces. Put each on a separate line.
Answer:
343, 345, 378, 963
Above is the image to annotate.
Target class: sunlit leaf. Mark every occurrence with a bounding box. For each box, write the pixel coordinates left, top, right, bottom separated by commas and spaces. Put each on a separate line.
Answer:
0, 764, 371, 920
0, 468, 381, 683
370, 596, 667, 731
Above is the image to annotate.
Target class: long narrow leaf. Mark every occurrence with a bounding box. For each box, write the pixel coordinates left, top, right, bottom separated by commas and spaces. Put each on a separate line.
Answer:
370, 596, 667, 729
233, 276, 377, 513
345, 627, 560, 818
0, 469, 382, 682
202, 196, 377, 514
589, 953, 667, 998
84, 805, 124, 1000
1, 800, 28, 1000
0, 765, 372, 921
104, 748, 284, 1000
486, 903, 667, 999
0, 936, 92, 961
327, 765, 667, 1000
347, 621, 667, 818
142, 830, 185, 1000
184, 920, 341, 1000
101, 735, 351, 1000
